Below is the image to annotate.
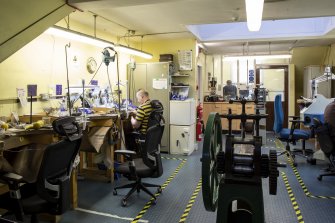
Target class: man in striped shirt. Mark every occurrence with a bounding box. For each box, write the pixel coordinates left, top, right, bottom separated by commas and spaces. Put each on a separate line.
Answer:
131, 89, 153, 134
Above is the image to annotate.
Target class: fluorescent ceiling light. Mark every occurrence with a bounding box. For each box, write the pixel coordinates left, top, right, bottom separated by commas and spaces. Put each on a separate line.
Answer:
245, 0, 264, 31
45, 26, 152, 59
223, 54, 292, 61
115, 45, 153, 59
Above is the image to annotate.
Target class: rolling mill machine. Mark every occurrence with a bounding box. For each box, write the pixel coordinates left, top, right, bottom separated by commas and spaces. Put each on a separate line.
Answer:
201, 98, 279, 223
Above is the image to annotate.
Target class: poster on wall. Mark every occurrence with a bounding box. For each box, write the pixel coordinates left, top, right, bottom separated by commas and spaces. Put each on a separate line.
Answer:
153, 78, 168, 89
178, 50, 192, 71
17, 88, 27, 107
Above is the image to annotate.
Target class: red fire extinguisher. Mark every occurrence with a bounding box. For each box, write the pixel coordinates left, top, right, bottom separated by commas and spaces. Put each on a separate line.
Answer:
196, 103, 203, 141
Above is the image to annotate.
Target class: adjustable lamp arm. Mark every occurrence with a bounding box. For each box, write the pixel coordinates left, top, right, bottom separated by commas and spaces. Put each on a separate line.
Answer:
102, 46, 117, 66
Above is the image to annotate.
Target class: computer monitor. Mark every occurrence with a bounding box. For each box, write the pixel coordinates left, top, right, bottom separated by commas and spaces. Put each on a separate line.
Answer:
239, 90, 249, 98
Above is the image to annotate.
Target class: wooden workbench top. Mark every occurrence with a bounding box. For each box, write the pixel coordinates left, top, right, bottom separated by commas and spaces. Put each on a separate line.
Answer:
3, 128, 54, 136
87, 114, 118, 120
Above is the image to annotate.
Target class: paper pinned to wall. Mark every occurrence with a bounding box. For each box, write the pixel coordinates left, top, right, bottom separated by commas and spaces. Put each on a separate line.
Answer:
17, 88, 27, 107
153, 78, 168, 89
178, 50, 192, 71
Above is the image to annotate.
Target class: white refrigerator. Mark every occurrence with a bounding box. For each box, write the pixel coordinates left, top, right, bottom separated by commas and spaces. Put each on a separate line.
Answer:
170, 99, 196, 155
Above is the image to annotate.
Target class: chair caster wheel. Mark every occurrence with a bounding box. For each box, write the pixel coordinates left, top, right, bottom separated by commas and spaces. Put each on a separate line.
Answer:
122, 199, 127, 207
157, 187, 162, 193
307, 157, 316, 165
113, 190, 117, 195
317, 176, 322, 181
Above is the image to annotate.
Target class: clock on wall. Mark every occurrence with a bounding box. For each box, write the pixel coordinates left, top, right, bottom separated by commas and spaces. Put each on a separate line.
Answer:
86, 57, 97, 74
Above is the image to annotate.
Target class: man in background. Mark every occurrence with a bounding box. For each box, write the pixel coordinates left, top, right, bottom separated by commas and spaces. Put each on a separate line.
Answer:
223, 80, 237, 99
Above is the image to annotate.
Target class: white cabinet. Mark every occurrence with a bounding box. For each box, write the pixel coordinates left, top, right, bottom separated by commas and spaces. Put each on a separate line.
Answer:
170, 99, 196, 125
169, 98, 196, 155
170, 124, 195, 155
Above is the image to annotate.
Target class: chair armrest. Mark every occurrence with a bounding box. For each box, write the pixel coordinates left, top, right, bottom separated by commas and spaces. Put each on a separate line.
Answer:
130, 131, 141, 137
0, 173, 24, 189
289, 120, 303, 123
0, 173, 25, 201
288, 115, 300, 120
115, 150, 136, 155
289, 120, 303, 130
1, 173, 24, 182
115, 149, 138, 160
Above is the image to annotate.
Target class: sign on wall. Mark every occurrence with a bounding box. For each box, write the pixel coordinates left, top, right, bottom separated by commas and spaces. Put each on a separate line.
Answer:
178, 50, 192, 71
248, 69, 255, 83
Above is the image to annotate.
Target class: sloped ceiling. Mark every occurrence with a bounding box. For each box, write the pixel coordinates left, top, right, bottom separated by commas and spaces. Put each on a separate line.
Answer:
0, 0, 74, 62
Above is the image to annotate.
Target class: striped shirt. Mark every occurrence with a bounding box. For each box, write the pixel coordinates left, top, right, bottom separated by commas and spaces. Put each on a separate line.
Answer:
135, 100, 153, 134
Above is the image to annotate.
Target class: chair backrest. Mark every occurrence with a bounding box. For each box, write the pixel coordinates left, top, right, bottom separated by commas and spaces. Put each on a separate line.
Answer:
273, 94, 284, 133
139, 124, 164, 178
147, 100, 165, 128
313, 118, 335, 156
36, 117, 82, 213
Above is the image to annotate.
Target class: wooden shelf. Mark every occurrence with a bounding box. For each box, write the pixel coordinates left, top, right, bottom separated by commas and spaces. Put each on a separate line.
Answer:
171, 86, 190, 88
171, 74, 190, 77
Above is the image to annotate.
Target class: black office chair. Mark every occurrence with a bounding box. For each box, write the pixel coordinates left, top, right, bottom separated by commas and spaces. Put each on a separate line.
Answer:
313, 118, 335, 181
113, 106, 164, 207
124, 100, 164, 154
273, 94, 315, 166
0, 116, 82, 223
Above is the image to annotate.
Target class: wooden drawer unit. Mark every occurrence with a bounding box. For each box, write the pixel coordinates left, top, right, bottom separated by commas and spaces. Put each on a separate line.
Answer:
203, 102, 255, 131
222, 104, 238, 130
203, 102, 224, 128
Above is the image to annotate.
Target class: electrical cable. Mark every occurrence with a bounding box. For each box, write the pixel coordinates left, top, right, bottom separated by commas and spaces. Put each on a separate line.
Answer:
105, 63, 118, 106
116, 54, 121, 113
65, 43, 72, 116
88, 60, 103, 85
103, 48, 126, 149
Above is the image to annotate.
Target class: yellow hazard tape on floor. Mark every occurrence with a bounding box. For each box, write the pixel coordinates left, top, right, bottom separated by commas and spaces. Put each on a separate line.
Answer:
178, 178, 202, 223
161, 156, 188, 161
281, 171, 305, 223
275, 139, 335, 200
131, 159, 187, 223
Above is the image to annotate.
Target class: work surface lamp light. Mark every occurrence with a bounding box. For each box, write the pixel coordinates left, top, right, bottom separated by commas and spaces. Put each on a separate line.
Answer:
45, 26, 152, 59
223, 54, 292, 61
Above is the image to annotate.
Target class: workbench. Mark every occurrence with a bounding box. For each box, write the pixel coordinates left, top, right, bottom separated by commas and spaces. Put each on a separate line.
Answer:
78, 114, 120, 184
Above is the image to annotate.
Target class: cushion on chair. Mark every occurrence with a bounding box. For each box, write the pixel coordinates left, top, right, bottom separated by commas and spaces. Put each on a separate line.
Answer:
21, 194, 52, 214
279, 128, 310, 140
116, 159, 154, 178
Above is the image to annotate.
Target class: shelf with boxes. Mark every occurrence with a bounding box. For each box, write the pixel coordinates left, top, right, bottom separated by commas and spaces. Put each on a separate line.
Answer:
170, 71, 191, 100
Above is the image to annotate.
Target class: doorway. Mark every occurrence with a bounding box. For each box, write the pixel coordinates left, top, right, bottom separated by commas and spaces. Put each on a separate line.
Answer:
256, 65, 289, 131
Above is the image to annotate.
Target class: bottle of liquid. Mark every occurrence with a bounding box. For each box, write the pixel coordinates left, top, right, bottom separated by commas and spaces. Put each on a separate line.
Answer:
59, 98, 67, 116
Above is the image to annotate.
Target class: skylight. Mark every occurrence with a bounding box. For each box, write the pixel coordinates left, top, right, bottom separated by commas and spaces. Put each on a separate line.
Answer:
186, 16, 335, 42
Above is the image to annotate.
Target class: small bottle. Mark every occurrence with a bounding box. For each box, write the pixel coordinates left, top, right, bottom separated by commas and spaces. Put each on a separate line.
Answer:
59, 98, 67, 116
